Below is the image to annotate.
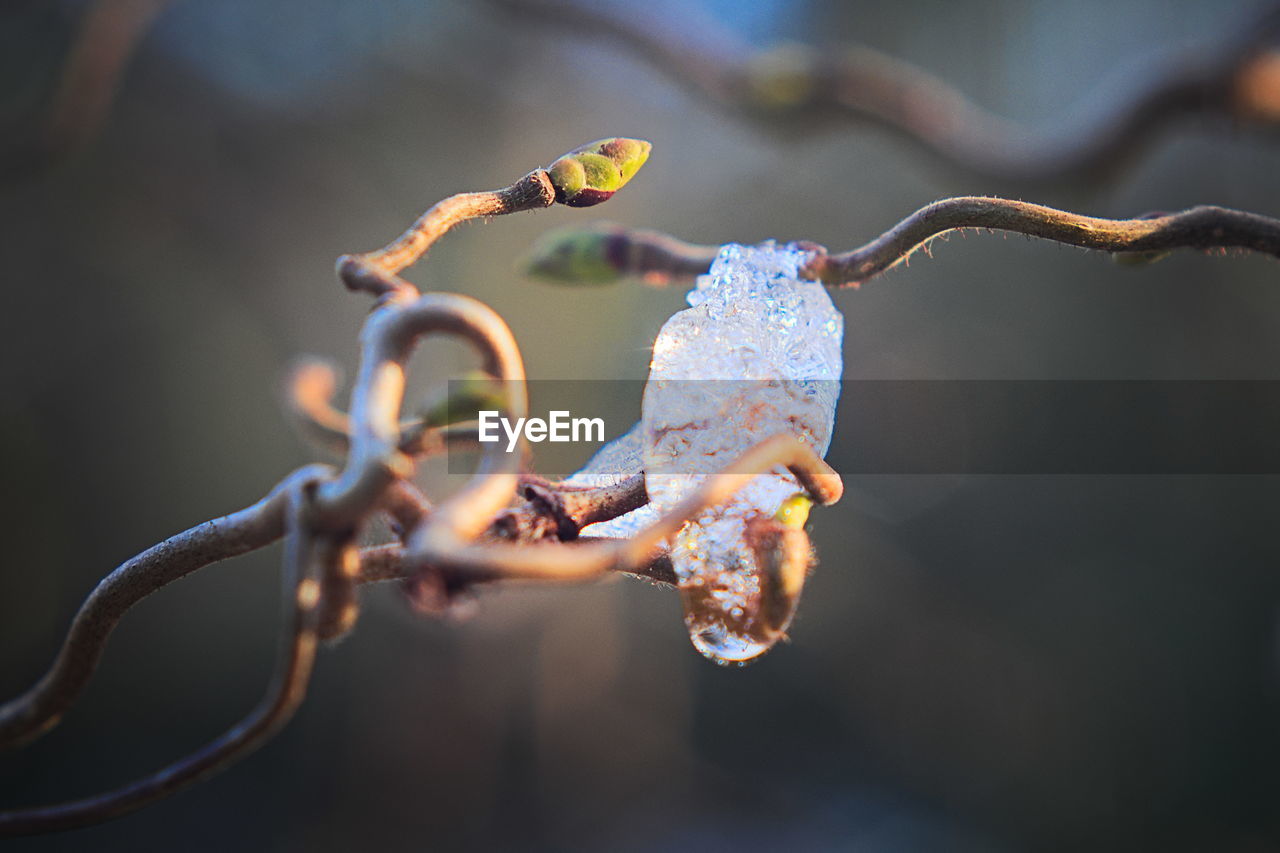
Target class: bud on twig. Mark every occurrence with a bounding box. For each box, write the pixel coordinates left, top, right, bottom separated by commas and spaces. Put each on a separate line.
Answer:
547, 138, 652, 207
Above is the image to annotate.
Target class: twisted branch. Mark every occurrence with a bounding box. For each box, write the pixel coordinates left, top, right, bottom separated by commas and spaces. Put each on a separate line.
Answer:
0, 139, 660, 836
492, 0, 1280, 183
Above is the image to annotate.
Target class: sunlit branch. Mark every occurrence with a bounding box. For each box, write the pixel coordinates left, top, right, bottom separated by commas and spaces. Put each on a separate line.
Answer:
803, 198, 1280, 287
340, 170, 556, 280
520, 472, 649, 533
337, 138, 650, 281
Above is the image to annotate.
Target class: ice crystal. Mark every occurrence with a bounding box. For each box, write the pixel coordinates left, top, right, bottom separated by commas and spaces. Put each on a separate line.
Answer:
574, 242, 843, 663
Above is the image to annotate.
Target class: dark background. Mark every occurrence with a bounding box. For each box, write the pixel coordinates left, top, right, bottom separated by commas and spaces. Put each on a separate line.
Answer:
2, 0, 1279, 850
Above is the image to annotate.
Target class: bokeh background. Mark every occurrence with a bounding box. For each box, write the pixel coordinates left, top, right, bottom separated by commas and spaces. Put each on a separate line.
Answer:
2, 0, 1280, 850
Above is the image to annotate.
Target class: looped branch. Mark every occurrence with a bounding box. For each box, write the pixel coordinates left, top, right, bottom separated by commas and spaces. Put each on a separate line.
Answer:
0, 138, 660, 836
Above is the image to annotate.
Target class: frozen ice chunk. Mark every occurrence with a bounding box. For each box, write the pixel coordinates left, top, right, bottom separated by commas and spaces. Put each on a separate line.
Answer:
643, 242, 842, 663
570, 242, 844, 663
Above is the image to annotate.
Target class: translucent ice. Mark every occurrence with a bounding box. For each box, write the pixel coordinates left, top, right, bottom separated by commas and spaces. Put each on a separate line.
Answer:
565, 422, 657, 539
577, 242, 843, 663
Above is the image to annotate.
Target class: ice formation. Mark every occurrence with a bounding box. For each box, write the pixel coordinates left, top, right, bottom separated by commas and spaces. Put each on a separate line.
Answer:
570, 242, 844, 663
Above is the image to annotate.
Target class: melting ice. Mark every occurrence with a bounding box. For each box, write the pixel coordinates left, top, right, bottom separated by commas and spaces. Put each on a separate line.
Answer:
570, 242, 844, 663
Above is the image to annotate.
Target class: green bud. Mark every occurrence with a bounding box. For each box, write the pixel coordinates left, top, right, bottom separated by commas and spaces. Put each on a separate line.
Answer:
774, 493, 813, 529
522, 224, 623, 285
420, 371, 508, 428
547, 138, 652, 207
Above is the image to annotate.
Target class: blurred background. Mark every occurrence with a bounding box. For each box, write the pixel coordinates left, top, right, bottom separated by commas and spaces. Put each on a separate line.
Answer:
2, 0, 1280, 849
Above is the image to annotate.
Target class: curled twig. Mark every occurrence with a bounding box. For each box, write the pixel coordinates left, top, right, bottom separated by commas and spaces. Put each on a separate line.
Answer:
491, 0, 1280, 183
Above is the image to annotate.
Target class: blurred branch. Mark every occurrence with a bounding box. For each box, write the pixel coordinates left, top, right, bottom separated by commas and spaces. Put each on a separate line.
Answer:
0, 464, 332, 751
0, 476, 331, 835
356, 539, 678, 587
532, 200, 1280, 288
0, 0, 169, 183
491, 0, 1280, 183
286, 359, 484, 459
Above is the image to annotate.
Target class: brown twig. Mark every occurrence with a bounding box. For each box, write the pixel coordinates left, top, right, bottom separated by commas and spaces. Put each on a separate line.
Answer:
404, 434, 840, 584
355, 539, 678, 587
339, 170, 557, 279
536, 200, 1280, 289
526, 472, 650, 532
803, 199, 1280, 286
491, 0, 1280, 183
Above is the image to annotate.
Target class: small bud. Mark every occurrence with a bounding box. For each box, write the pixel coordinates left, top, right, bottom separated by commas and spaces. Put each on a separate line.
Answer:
420, 371, 507, 427
547, 138, 652, 207
522, 224, 624, 285
774, 493, 813, 529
